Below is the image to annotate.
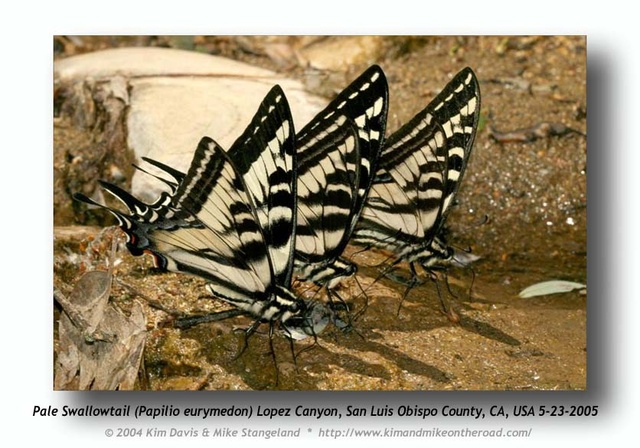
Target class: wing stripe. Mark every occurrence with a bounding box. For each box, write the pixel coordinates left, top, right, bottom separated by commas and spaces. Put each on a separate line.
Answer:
353, 67, 480, 266
293, 65, 389, 285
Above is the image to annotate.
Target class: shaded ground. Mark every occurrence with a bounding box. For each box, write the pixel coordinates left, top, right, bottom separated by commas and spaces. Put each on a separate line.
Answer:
53, 35, 586, 390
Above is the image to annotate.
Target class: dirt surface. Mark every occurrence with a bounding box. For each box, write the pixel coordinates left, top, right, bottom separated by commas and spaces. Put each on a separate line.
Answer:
53, 36, 587, 390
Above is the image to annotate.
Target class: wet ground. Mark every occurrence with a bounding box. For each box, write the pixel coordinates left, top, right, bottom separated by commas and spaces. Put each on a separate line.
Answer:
53, 36, 586, 390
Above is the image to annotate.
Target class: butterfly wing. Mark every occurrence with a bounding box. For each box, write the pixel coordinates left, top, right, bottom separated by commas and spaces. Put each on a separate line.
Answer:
355, 120, 449, 252
356, 67, 480, 253
225, 85, 296, 288
74, 86, 298, 316
421, 67, 480, 225
298, 65, 388, 222
295, 115, 360, 263
294, 65, 389, 282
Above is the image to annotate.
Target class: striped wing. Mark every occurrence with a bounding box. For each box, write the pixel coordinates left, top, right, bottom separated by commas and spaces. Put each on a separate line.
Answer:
298, 65, 388, 219
295, 115, 360, 264
356, 67, 480, 249
294, 65, 389, 278
225, 85, 296, 287
74, 86, 297, 314
75, 139, 274, 307
358, 121, 449, 247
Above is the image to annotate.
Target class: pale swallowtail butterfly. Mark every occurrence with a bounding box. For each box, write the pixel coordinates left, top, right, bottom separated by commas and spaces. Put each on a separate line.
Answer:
293, 65, 389, 314
74, 85, 338, 341
352, 67, 481, 314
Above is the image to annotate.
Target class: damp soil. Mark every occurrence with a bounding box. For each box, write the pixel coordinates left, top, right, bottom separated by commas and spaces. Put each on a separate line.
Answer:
53, 36, 587, 390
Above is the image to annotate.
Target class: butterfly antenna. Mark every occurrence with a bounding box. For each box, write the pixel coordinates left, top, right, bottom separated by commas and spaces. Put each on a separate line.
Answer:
348, 243, 373, 260
452, 214, 491, 248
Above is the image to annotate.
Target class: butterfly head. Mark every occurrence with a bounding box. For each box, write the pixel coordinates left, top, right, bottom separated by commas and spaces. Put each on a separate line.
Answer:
416, 235, 455, 271
420, 235, 481, 269
279, 299, 348, 341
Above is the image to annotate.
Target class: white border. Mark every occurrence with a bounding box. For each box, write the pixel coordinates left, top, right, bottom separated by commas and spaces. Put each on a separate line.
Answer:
4, 1, 637, 446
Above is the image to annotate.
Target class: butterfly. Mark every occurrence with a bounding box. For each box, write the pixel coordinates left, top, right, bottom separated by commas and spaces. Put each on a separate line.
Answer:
75, 85, 336, 341
351, 67, 481, 314
292, 65, 389, 316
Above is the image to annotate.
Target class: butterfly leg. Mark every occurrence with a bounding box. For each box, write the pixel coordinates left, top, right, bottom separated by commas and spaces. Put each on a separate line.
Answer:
233, 318, 263, 360
173, 308, 247, 329
384, 264, 426, 289
429, 271, 460, 324
396, 263, 423, 316
325, 289, 353, 329
325, 287, 350, 314
349, 274, 370, 324
267, 323, 281, 387
324, 289, 366, 341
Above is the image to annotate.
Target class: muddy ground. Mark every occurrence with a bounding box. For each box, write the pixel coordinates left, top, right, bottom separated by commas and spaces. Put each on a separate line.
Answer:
53, 36, 587, 390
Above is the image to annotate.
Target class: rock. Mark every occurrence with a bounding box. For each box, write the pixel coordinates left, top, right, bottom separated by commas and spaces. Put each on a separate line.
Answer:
298, 36, 386, 71
55, 47, 327, 203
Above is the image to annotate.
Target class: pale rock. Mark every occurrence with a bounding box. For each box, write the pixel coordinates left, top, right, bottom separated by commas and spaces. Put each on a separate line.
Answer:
298, 36, 386, 71
54, 47, 327, 202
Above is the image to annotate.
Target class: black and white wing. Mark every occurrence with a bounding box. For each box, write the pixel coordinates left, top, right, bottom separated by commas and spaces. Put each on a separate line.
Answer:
354, 67, 481, 265
294, 65, 389, 285
294, 115, 360, 284
133, 156, 186, 209
74, 86, 302, 323
355, 119, 450, 261
136, 156, 186, 192
224, 86, 297, 289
